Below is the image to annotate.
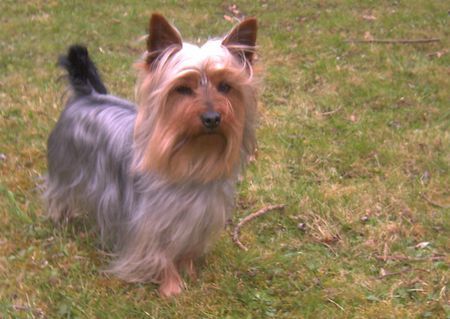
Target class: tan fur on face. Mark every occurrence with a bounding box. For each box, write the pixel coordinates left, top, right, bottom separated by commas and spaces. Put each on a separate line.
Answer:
134, 54, 257, 183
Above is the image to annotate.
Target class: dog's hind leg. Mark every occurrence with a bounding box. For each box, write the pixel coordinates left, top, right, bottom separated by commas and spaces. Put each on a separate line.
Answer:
45, 195, 78, 223
178, 255, 197, 281
44, 177, 80, 223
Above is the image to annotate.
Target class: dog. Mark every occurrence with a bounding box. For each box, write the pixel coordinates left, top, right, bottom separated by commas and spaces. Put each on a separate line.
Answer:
45, 13, 258, 297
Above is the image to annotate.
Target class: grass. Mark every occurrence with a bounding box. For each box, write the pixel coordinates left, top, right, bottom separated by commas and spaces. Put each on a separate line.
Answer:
1, 0, 449, 318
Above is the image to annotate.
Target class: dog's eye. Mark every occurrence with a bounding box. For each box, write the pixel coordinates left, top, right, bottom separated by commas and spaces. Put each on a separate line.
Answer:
175, 86, 194, 95
217, 82, 231, 94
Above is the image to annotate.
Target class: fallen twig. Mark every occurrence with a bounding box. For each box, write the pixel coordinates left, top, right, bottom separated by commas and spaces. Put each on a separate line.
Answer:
379, 268, 411, 279
318, 106, 342, 116
420, 193, 450, 209
233, 204, 285, 251
375, 254, 446, 262
327, 298, 345, 311
346, 38, 440, 44
378, 267, 430, 279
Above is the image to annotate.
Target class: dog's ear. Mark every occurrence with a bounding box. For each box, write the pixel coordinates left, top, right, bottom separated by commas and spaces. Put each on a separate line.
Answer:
222, 18, 257, 64
147, 13, 182, 64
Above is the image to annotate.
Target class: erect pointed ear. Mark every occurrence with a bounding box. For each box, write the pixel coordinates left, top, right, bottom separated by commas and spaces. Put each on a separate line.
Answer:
146, 13, 182, 64
222, 18, 257, 64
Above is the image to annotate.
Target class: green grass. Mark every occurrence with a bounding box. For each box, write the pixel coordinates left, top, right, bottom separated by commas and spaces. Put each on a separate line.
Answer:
1, 0, 449, 318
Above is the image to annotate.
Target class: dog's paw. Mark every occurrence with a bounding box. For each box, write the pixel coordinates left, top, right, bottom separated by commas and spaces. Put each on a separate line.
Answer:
159, 278, 184, 298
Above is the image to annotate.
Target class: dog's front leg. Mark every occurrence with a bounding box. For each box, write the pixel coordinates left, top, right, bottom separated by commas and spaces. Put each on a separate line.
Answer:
159, 262, 183, 298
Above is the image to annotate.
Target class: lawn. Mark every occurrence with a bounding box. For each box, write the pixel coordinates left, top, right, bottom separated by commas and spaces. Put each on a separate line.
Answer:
0, 0, 449, 318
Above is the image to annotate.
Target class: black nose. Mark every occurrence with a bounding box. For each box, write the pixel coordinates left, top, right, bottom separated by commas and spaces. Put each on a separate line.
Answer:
201, 111, 221, 130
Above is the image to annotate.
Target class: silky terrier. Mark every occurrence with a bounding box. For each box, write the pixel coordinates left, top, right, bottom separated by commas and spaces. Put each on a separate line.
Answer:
45, 14, 258, 297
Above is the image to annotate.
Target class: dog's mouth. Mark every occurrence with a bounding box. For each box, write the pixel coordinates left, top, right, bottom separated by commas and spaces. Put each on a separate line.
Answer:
191, 132, 227, 149
195, 130, 227, 141
199, 130, 223, 136
171, 132, 227, 154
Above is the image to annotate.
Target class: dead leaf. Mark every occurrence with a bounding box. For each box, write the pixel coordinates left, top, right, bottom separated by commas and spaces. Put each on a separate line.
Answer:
228, 4, 240, 16
362, 14, 377, 21
415, 241, 430, 249
420, 170, 430, 185
223, 15, 233, 22
360, 215, 369, 223
428, 49, 449, 59
364, 31, 374, 41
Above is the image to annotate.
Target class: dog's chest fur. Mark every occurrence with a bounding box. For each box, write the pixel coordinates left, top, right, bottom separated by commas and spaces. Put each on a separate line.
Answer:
129, 173, 235, 258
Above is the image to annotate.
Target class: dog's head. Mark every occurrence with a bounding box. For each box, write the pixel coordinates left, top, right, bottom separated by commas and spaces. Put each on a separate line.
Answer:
133, 14, 258, 183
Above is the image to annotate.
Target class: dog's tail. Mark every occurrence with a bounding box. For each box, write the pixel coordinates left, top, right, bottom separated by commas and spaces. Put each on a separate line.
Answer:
58, 45, 108, 95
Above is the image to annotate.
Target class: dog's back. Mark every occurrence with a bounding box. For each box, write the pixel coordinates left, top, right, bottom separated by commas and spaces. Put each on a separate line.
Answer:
45, 46, 136, 243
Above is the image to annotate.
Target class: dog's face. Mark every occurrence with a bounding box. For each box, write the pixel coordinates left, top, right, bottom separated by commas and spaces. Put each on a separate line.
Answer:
134, 14, 257, 183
